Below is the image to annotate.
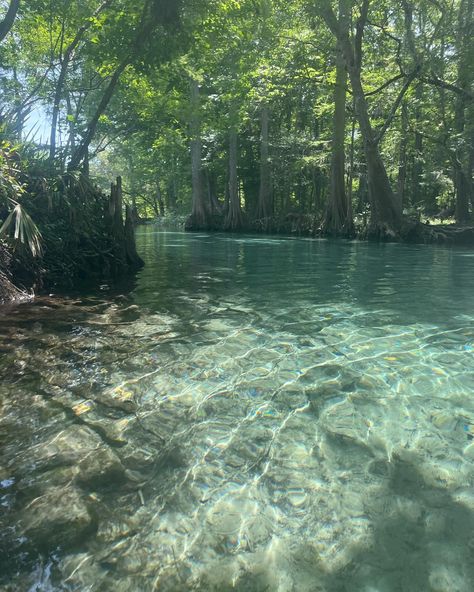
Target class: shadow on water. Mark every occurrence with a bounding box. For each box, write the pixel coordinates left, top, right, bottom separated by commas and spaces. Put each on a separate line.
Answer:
316, 456, 474, 592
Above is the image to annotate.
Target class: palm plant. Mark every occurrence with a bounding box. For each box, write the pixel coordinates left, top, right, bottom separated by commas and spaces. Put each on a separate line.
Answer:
0, 142, 42, 257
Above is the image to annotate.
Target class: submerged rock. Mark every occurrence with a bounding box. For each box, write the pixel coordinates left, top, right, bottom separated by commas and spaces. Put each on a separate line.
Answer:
17, 424, 126, 490
320, 400, 370, 445
96, 515, 139, 544
83, 416, 131, 446
77, 445, 126, 488
21, 486, 96, 550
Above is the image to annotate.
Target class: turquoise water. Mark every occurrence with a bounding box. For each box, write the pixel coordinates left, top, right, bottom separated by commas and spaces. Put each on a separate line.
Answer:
1, 229, 474, 591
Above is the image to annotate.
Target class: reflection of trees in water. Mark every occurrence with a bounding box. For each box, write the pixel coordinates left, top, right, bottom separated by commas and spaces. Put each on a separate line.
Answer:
137, 230, 474, 327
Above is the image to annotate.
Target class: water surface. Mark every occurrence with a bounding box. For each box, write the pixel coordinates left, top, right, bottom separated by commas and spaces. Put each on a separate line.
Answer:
1, 230, 474, 591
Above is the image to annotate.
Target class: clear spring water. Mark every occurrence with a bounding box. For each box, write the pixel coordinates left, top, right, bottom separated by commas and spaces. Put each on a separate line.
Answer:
1, 229, 474, 591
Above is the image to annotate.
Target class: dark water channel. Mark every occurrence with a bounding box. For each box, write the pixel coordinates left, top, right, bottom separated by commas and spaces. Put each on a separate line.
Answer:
1, 229, 474, 591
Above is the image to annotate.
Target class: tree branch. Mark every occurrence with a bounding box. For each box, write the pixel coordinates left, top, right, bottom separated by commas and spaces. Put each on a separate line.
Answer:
365, 73, 405, 97
375, 69, 418, 144
355, 0, 370, 68
314, 4, 340, 37
0, 0, 20, 43
422, 73, 474, 100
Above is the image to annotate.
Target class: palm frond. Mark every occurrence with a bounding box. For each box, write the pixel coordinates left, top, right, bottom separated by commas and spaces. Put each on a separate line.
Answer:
0, 203, 43, 257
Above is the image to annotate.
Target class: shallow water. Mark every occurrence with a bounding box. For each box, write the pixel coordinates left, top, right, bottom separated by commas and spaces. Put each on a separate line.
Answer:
1, 230, 474, 591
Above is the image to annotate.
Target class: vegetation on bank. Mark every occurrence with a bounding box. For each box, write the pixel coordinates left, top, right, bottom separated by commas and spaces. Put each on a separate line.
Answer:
0, 141, 143, 303
1, 0, 474, 300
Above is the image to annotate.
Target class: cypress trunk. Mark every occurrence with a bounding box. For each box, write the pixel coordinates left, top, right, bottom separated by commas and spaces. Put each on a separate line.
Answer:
453, 0, 473, 223
186, 79, 209, 230
319, 3, 403, 238
225, 127, 243, 230
397, 100, 408, 212
0, 0, 20, 43
348, 66, 402, 235
255, 104, 272, 224
322, 29, 353, 236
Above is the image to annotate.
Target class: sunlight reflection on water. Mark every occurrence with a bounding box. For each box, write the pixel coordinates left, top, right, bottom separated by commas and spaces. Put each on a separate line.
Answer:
1, 230, 474, 591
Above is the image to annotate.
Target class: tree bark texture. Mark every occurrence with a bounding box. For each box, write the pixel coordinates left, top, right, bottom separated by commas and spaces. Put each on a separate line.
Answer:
322, 10, 353, 237
108, 177, 143, 271
256, 104, 272, 223
453, 0, 474, 223
225, 128, 243, 230
318, 3, 403, 236
186, 79, 209, 230
397, 100, 408, 212
69, 59, 128, 171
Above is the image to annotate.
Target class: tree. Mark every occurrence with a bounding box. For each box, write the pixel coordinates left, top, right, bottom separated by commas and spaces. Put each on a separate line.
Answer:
321, 0, 353, 236
49, 0, 113, 165
452, 0, 474, 223
316, 1, 408, 237
225, 109, 244, 230
186, 77, 209, 229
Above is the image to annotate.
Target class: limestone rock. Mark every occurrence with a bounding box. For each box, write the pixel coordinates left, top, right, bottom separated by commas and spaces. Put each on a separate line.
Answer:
21, 486, 96, 550
77, 446, 125, 488
18, 425, 126, 490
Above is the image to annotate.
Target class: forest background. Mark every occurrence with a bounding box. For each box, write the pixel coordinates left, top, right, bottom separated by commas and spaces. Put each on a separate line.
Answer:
1, 0, 474, 297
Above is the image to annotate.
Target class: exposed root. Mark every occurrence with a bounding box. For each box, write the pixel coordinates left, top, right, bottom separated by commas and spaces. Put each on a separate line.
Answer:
0, 269, 31, 305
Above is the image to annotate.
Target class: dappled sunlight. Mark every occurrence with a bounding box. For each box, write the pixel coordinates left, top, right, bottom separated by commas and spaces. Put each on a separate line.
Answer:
1, 231, 474, 590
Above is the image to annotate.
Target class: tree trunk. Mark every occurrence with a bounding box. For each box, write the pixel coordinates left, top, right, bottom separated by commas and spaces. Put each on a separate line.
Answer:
255, 104, 272, 224
69, 0, 166, 172
166, 180, 177, 212
411, 83, 424, 205
83, 148, 90, 176
150, 192, 160, 217
348, 66, 401, 234
131, 192, 140, 224
156, 181, 165, 216
0, 0, 20, 43
225, 127, 243, 230
62, 92, 77, 172
166, 150, 178, 212
124, 205, 144, 268
397, 100, 408, 212
186, 79, 209, 230
347, 99, 356, 210
50, 44, 76, 165
322, 20, 353, 237
206, 170, 221, 215
453, 0, 473, 223
318, 4, 402, 237
107, 177, 126, 274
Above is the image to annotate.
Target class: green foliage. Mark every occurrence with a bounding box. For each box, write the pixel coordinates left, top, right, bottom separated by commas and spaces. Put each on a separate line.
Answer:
0, 142, 42, 257
0, 0, 473, 244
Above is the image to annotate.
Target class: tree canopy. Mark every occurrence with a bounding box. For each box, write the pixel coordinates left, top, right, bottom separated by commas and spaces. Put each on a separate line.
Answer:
1, 0, 474, 246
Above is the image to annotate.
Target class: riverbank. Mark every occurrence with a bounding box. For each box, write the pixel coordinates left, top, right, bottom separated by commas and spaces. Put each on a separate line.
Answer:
3, 212, 473, 308
0, 175, 143, 305
184, 212, 474, 247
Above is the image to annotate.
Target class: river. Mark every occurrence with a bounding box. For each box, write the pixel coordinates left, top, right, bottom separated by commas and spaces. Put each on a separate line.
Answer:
1, 229, 474, 591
